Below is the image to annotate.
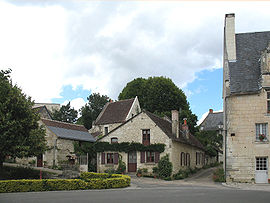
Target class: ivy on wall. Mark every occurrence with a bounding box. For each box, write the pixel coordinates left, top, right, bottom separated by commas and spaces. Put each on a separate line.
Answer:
74, 141, 165, 154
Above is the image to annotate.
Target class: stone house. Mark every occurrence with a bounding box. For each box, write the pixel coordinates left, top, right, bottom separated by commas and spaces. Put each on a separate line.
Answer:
90, 97, 141, 138
16, 105, 95, 169
199, 109, 223, 163
97, 110, 205, 174
223, 13, 270, 183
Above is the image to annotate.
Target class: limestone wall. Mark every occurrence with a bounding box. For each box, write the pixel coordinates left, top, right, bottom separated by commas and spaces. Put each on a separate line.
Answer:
226, 89, 270, 182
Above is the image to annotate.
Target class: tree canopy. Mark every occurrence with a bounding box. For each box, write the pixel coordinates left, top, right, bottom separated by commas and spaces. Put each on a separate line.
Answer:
0, 69, 47, 167
77, 93, 110, 129
118, 77, 197, 134
52, 102, 78, 123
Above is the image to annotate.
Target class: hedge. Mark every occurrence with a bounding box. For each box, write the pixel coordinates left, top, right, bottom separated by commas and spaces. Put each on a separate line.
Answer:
0, 172, 130, 193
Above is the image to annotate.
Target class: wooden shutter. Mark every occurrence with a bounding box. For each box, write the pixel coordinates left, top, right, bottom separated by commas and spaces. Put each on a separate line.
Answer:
101, 152, 105, 164
141, 151, 145, 163
114, 153, 119, 164
155, 152, 160, 163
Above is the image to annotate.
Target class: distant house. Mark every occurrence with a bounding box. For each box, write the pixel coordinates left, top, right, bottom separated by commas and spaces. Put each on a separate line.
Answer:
97, 110, 205, 174
90, 97, 141, 138
223, 13, 270, 183
199, 109, 223, 163
33, 103, 60, 113
16, 105, 95, 169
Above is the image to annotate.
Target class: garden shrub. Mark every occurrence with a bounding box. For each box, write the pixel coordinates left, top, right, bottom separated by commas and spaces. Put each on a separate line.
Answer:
213, 168, 225, 182
116, 157, 126, 174
0, 172, 131, 193
158, 154, 172, 179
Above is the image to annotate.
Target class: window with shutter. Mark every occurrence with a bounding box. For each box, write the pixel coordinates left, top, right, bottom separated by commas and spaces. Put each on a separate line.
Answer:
107, 153, 114, 164
155, 152, 160, 163
146, 151, 155, 162
141, 151, 145, 163
101, 152, 105, 164
114, 153, 118, 164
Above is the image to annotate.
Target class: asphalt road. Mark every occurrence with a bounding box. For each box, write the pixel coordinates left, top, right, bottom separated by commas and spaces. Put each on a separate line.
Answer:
1, 167, 270, 203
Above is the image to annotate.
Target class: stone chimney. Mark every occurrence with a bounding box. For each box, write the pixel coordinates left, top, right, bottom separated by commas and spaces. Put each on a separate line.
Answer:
182, 118, 189, 139
209, 109, 213, 114
171, 110, 179, 138
224, 13, 236, 62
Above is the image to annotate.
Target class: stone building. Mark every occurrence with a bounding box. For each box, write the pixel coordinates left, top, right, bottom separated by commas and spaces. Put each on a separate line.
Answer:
17, 105, 95, 169
90, 97, 141, 138
223, 13, 270, 183
97, 110, 205, 174
199, 109, 223, 163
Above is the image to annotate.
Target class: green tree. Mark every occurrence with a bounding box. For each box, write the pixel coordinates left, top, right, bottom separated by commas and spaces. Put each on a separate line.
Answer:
118, 76, 197, 134
158, 154, 173, 178
0, 69, 47, 168
78, 93, 110, 129
194, 130, 223, 157
52, 102, 78, 123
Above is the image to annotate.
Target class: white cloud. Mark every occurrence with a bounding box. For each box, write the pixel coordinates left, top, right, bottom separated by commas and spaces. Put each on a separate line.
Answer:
1, 0, 270, 104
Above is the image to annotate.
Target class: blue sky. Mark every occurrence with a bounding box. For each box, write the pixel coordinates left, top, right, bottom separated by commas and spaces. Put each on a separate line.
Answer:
1, 1, 270, 123
51, 68, 223, 121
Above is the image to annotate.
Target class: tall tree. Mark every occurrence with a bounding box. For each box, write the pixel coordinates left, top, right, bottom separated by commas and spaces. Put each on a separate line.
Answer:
78, 93, 110, 129
0, 69, 47, 168
52, 102, 78, 123
118, 76, 197, 134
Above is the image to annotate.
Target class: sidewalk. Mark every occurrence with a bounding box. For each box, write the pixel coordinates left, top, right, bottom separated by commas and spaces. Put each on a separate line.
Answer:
223, 182, 270, 192
3, 162, 63, 175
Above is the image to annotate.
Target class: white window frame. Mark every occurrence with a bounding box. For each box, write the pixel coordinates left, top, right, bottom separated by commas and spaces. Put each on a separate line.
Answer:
255, 123, 268, 141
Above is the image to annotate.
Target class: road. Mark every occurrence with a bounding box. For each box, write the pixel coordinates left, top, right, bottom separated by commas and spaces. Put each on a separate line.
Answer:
1, 167, 270, 203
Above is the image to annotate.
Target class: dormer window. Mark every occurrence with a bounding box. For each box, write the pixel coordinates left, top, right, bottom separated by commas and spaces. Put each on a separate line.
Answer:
111, 137, 118, 143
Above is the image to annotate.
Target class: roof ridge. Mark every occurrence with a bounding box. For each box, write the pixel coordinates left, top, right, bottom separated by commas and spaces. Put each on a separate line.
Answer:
41, 118, 85, 128
236, 30, 270, 35
112, 98, 135, 103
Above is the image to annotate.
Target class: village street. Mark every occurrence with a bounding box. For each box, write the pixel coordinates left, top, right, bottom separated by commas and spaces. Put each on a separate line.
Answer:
1, 167, 270, 203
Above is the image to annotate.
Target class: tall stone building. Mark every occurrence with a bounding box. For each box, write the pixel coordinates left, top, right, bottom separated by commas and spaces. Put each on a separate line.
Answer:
223, 13, 270, 183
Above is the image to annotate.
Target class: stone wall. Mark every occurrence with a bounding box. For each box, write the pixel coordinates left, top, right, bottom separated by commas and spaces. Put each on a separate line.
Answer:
226, 89, 270, 182
97, 112, 204, 174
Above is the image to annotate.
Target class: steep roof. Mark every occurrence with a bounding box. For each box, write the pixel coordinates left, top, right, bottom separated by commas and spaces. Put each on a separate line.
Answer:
145, 111, 204, 150
99, 110, 204, 150
200, 112, 223, 131
95, 98, 135, 125
41, 119, 95, 142
229, 31, 270, 94
33, 105, 52, 120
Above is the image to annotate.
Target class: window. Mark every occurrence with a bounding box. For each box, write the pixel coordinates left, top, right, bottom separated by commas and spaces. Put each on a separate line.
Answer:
256, 123, 268, 141
196, 152, 199, 165
256, 157, 267, 170
104, 127, 109, 135
107, 153, 114, 164
111, 137, 118, 143
142, 129, 150, 146
267, 92, 270, 113
146, 151, 155, 162
186, 153, 190, 166
181, 152, 185, 166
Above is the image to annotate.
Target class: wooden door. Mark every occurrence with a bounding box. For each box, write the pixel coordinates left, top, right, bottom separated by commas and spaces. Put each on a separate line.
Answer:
37, 154, 43, 167
128, 151, 137, 172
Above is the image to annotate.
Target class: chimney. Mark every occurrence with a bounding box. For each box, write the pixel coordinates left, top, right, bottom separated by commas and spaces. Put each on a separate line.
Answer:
171, 110, 179, 138
209, 109, 213, 114
224, 13, 236, 62
182, 118, 189, 139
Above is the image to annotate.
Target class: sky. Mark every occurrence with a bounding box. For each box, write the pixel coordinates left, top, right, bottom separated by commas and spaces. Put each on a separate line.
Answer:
1, 0, 270, 123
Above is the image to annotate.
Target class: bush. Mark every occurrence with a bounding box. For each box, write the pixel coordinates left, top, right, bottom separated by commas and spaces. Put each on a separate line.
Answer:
116, 158, 126, 174
213, 168, 225, 182
0, 166, 52, 180
158, 154, 172, 179
0, 172, 131, 193
152, 166, 158, 175
173, 169, 188, 180
104, 168, 116, 175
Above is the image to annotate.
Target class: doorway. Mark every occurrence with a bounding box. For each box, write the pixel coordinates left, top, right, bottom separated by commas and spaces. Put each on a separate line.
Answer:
255, 157, 268, 183
128, 151, 137, 172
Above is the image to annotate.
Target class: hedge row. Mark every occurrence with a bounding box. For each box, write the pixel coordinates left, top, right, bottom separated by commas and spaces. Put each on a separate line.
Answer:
0, 172, 131, 193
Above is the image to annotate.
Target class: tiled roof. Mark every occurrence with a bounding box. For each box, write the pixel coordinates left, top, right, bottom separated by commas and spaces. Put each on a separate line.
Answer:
229, 31, 270, 94
95, 98, 135, 125
41, 119, 95, 142
200, 112, 223, 131
145, 111, 205, 150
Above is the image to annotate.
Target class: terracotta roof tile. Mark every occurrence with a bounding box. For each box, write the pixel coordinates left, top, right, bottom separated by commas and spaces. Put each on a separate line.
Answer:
95, 98, 135, 125
41, 119, 88, 132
